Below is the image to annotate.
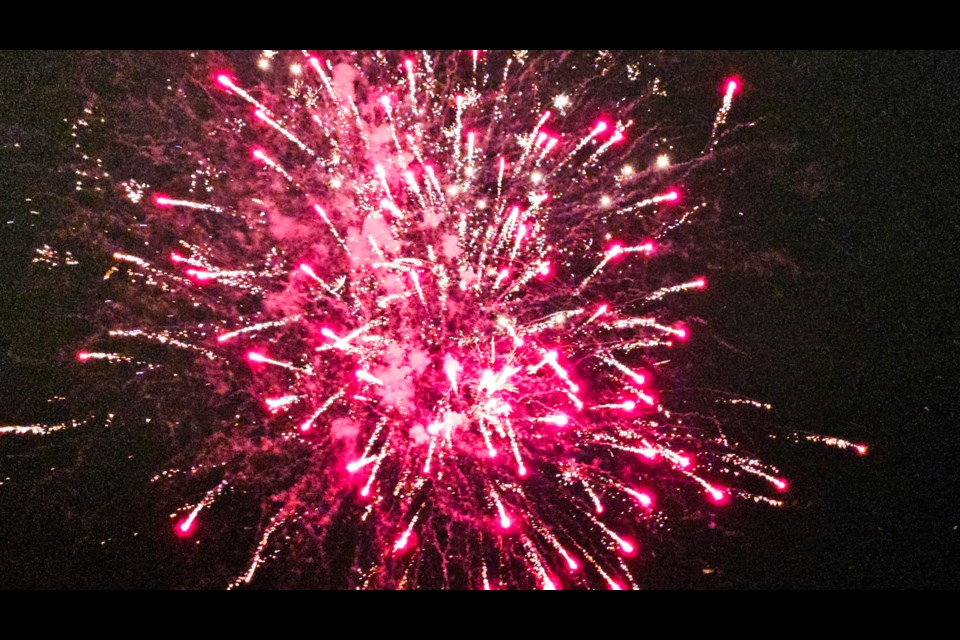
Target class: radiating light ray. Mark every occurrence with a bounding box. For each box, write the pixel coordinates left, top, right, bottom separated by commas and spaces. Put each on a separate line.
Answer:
217, 316, 303, 343
153, 195, 224, 212
76, 351, 132, 363
173, 480, 228, 538
217, 74, 272, 114
0, 419, 86, 436
253, 109, 315, 156
710, 77, 740, 145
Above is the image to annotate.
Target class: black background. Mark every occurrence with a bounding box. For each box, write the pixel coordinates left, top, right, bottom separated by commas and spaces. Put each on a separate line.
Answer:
0, 51, 957, 589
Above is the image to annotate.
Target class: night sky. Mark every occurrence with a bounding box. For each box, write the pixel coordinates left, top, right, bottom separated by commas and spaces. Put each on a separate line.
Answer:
0, 51, 957, 589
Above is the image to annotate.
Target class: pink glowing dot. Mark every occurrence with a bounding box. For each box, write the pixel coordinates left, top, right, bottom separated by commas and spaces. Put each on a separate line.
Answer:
346, 460, 361, 473
597, 303, 609, 315
499, 515, 512, 530
320, 327, 338, 342
247, 351, 267, 363
215, 74, 232, 87
404, 58, 414, 71
677, 455, 692, 469
542, 577, 558, 591
538, 261, 552, 278
551, 414, 569, 427
618, 538, 636, 556
76, 351, 91, 361
170, 252, 186, 263
216, 334, 230, 343
608, 580, 625, 591
636, 491, 654, 509
693, 276, 707, 289
725, 77, 740, 95
564, 555, 580, 572
640, 240, 657, 254
707, 487, 729, 505
622, 400, 637, 412
664, 188, 680, 202
606, 242, 624, 259
517, 465, 528, 478
153, 194, 172, 208
773, 478, 789, 492
299, 422, 313, 433
592, 120, 609, 136
488, 449, 498, 458
855, 444, 869, 456
673, 322, 689, 341
254, 109, 268, 121
251, 148, 267, 161
359, 486, 371, 498
174, 518, 195, 538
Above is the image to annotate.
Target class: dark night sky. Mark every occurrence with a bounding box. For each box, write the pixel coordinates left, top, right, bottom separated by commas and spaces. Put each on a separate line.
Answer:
0, 51, 957, 589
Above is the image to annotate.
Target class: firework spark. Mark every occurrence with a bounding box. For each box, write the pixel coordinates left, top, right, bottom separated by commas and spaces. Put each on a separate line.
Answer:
4, 51, 867, 589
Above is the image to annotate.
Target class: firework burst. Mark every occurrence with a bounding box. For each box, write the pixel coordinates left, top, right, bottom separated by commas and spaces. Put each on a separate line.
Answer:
3, 51, 867, 589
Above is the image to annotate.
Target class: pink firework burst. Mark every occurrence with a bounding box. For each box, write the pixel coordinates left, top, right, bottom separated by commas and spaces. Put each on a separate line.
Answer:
8, 51, 868, 589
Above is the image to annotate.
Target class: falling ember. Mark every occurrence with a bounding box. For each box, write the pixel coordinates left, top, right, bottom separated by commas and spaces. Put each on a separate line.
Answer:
707, 486, 729, 505
175, 517, 196, 538
672, 322, 690, 341
617, 537, 637, 556
1, 50, 868, 591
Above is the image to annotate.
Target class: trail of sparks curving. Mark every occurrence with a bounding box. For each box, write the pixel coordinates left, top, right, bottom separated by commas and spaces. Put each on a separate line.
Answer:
5, 51, 868, 589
